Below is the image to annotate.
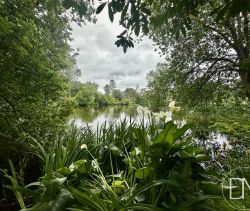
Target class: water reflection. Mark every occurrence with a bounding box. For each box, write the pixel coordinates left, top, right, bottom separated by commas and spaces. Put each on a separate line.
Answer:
69, 106, 230, 150
69, 106, 139, 129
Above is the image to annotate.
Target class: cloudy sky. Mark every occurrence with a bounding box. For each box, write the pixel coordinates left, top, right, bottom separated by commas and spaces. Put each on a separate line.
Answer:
70, 9, 164, 91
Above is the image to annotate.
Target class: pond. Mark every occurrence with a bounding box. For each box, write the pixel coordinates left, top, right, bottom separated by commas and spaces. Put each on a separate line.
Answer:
69, 106, 186, 129
69, 106, 230, 149
69, 106, 138, 129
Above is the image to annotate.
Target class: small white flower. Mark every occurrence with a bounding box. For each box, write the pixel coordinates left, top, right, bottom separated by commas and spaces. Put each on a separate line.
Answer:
169, 101, 175, 108
69, 163, 75, 172
134, 147, 141, 156
137, 106, 144, 115
143, 107, 151, 116
80, 144, 88, 149
137, 106, 151, 116
153, 111, 172, 121
153, 112, 161, 121
242, 100, 248, 105
168, 100, 181, 113
159, 111, 166, 118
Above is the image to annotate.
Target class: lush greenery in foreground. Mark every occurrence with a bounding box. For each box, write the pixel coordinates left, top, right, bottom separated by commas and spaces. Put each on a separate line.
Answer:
0, 116, 235, 210
2, 108, 250, 211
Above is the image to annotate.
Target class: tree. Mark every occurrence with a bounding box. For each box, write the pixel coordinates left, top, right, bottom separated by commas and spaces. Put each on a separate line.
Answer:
109, 79, 116, 93
74, 82, 99, 106
146, 66, 170, 110
104, 80, 116, 95
104, 84, 111, 95
0, 0, 95, 190
147, 1, 249, 98
124, 88, 137, 99
112, 89, 123, 101
95, 0, 250, 52
94, 0, 250, 98
0, 0, 95, 137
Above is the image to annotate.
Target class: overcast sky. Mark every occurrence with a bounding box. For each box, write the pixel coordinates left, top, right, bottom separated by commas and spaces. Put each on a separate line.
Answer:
70, 9, 164, 91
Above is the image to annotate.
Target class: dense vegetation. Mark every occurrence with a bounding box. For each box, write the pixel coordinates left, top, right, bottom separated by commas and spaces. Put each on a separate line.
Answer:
0, 0, 94, 209
1, 0, 250, 210
70, 80, 147, 107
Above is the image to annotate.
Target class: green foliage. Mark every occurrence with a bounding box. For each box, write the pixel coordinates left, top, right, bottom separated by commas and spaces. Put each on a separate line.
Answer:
149, 0, 250, 97
5, 119, 226, 210
0, 0, 95, 208
0, 0, 95, 138
95, 0, 250, 53
70, 80, 147, 107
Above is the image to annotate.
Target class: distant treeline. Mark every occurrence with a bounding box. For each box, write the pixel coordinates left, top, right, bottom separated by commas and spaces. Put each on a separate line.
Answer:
70, 80, 148, 107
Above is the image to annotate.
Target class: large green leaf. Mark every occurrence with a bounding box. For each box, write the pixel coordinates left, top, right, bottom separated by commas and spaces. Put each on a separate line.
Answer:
135, 166, 151, 179
96, 2, 107, 14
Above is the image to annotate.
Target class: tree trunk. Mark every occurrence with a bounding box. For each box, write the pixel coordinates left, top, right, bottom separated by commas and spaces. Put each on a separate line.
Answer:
239, 69, 250, 98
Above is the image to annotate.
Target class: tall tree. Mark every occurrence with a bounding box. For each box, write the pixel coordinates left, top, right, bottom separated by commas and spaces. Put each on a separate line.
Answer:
0, 0, 95, 149
104, 80, 116, 95
149, 1, 250, 98
109, 79, 116, 93
104, 84, 111, 95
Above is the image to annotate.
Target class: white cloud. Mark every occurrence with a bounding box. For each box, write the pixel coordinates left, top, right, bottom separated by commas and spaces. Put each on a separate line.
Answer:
70, 9, 164, 90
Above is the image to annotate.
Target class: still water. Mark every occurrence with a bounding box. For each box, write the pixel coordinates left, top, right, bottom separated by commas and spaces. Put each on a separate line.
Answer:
69, 106, 139, 129
69, 106, 229, 148
70, 106, 185, 128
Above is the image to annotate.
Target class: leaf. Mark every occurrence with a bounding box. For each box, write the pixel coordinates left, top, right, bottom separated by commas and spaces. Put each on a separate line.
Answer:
155, 122, 177, 145
125, 180, 177, 206
135, 167, 151, 179
194, 153, 210, 162
25, 182, 43, 188
171, 123, 192, 144
121, 203, 165, 210
109, 145, 123, 156
120, 30, 127, 36
108, 3, 114, 22
57, 167, 73, 176
135, 24, 140, 36
201, 182, 222, 195
128, 40, 134, 48
96, 2, 106, 14
121, 3, 129, 24
123, 45, 127, 53
170, 191, 177, 203
173, 195, 220, 211
69, 187, 109, 211
111, 180, 126, 189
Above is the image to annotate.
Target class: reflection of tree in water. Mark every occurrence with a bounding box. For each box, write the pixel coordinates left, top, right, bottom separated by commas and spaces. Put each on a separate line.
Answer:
112, 106, 123, 119
110, 106, 137, 119
73, 106, 137, 123
123, 106, 137, 117
74, 108, 99, 122
96, 106, 112, 117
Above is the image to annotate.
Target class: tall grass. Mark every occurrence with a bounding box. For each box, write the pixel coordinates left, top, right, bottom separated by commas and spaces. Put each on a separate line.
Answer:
4, 119, 226, 210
